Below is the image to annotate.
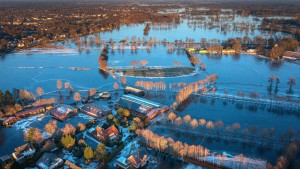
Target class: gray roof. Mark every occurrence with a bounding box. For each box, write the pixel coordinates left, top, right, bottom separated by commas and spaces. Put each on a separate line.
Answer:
116, 94, 162, 115
36, 153, 63, 169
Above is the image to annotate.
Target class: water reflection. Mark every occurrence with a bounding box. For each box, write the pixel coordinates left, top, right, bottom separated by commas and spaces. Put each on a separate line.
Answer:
205, 54, 222, 60
98, 69, 109, 79
269, 60, 283, 70
232, 54, 241, 61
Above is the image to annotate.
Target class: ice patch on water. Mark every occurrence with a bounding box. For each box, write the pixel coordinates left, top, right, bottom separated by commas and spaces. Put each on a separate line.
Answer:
16, 48, 78, 55
184, 164, 203, 169
222, 151, 234, 158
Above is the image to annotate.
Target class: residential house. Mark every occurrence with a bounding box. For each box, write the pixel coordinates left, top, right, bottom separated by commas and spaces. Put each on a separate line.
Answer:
36, 153, 63, 169
115, 94, 169, 120
12, 144, 36, 164
116, 142, 148, 169
80, 104, 111, 118
88, 125, 119, 143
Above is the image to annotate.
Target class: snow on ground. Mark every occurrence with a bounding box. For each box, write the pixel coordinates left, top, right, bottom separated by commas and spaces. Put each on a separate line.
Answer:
120, 139, 139, 157
62, 149, 99, 169
80, 162, 99, 169
62, 149, 76, 163
222, 152, 234, 158
42, 131, 53, 140
13, 114, 41, 132
119, 126, 131, 142
200, 156, 267, 169
184, 164, 203, 169
77, 113, 95, 121
16, 48, 78, 54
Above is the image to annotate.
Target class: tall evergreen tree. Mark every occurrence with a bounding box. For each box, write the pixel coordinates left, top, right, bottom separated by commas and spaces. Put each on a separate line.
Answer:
4, 90, 15, 106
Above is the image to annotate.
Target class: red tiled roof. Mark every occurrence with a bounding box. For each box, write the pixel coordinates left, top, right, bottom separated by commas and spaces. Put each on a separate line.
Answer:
103, 125, 119, 138
50, 106, 73, 119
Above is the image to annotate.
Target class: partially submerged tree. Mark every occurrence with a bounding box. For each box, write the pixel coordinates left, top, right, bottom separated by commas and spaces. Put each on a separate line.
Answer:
168, 111, 176, 123
74, 92, 81, 104
36, 87, 44, 99
287, 77, 296, 94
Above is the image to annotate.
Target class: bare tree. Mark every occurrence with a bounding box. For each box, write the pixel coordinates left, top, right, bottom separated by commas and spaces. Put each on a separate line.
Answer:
249, 125, 258, 139
130, 60, 137, 68
113, 82, 119, 90
232, 123, 240, 133
77, 123, 86, 132
183, 115, 192, 124
89, 88, 97, 97
168, 111, 176, 123
206, 121, 214, 130
215, 120, 224, 130
242, 128, 248, 141
36, 87, 44, 99
121, 76, 127, 85
74, 92, 81, 104
44, 120, 57, 135
199, 119, 206, 128
174, 117, 182, 126
61, 124, 76, 136
190, 119, 198, 130
57, 80, 62, 92
287, 77, 296, 94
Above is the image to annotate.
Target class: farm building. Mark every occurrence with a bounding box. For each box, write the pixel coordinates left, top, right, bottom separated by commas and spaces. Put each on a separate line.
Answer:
50, 105, 77, 121
115, 94, 169, 120
80, 104, 111, 118
15, 106, 45, 118
124, 86, 145, 96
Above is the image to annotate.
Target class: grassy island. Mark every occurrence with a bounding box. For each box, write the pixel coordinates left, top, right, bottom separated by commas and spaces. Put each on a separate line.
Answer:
111, 67, 196, 77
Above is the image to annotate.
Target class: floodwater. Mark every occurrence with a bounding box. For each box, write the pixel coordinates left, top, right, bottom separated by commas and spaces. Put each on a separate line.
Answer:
0, 15, 299, 166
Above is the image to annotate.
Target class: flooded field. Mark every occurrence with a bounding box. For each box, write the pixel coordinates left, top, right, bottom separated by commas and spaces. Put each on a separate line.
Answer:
0, 15, 299, 167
